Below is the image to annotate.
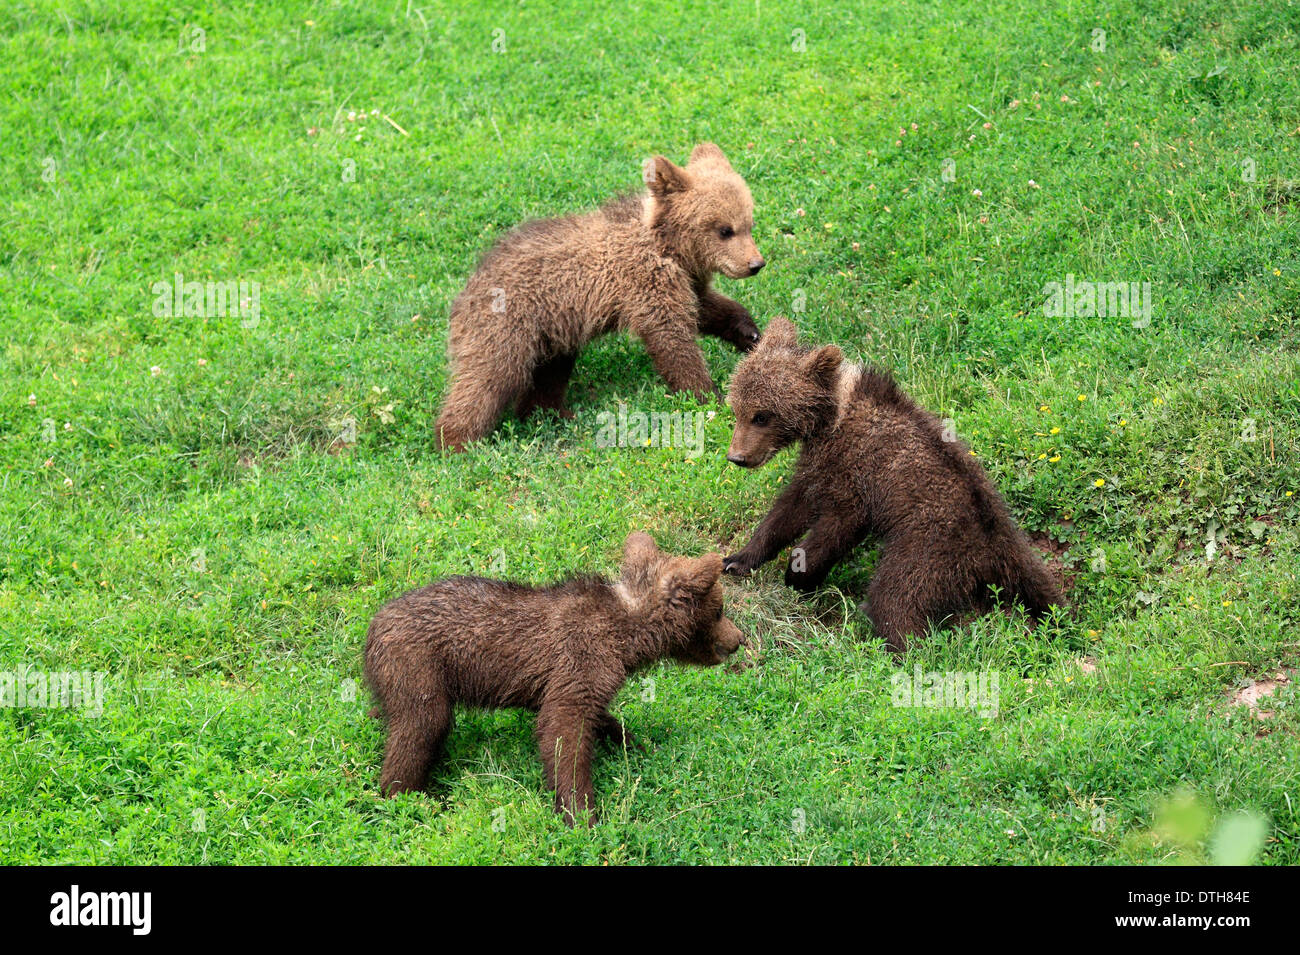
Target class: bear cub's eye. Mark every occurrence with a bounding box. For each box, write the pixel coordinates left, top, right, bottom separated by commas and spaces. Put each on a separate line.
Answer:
718, 225, 735, 239
752, 412, 771, 427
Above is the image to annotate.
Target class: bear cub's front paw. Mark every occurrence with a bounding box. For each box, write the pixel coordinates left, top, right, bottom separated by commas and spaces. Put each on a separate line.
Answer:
783, 565, 819, 592
722, 554, 755, 577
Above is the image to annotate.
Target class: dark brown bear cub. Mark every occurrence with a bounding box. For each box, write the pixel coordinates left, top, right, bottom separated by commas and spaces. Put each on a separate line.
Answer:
364, 532, 744, 826
435, 143, 765, 451
723, 317, 1063, 654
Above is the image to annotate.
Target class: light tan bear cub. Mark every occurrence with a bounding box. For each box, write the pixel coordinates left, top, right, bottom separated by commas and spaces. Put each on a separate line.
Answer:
435, 143, 766, 451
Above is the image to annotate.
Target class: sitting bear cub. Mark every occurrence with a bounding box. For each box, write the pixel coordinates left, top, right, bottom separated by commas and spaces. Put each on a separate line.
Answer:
364, 532, 745, 825
723, 317, 1063, 653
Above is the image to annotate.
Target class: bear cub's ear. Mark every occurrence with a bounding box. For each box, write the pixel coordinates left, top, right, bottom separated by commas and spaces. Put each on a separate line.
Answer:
643, 155, 691, 196
757, 316, 799, 351
622, 531, 660, 577
801, 344, 843, 387
688, 143, 731, 168
659, 553, 724, 604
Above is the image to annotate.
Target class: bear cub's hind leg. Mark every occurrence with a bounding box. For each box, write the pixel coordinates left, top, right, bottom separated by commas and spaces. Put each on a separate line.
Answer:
378, 694, 454, 796
435, 356, 533, 452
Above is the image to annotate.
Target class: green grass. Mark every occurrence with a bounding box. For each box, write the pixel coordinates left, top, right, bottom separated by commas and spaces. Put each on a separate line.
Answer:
2, 0, 1298, 864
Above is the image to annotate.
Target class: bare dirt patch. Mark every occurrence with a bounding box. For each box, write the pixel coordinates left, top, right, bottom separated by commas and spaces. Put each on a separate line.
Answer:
1028, 532, 1077, 598
1229, 668, 1295, 719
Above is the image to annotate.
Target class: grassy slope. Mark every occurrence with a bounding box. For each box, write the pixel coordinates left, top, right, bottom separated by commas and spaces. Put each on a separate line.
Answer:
1, 0, 1298, 863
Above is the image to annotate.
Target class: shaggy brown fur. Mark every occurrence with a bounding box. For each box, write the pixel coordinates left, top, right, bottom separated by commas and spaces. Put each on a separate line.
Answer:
363, 532, 745, 825
723, 317, 1063, 654
434, 143, 765, 451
